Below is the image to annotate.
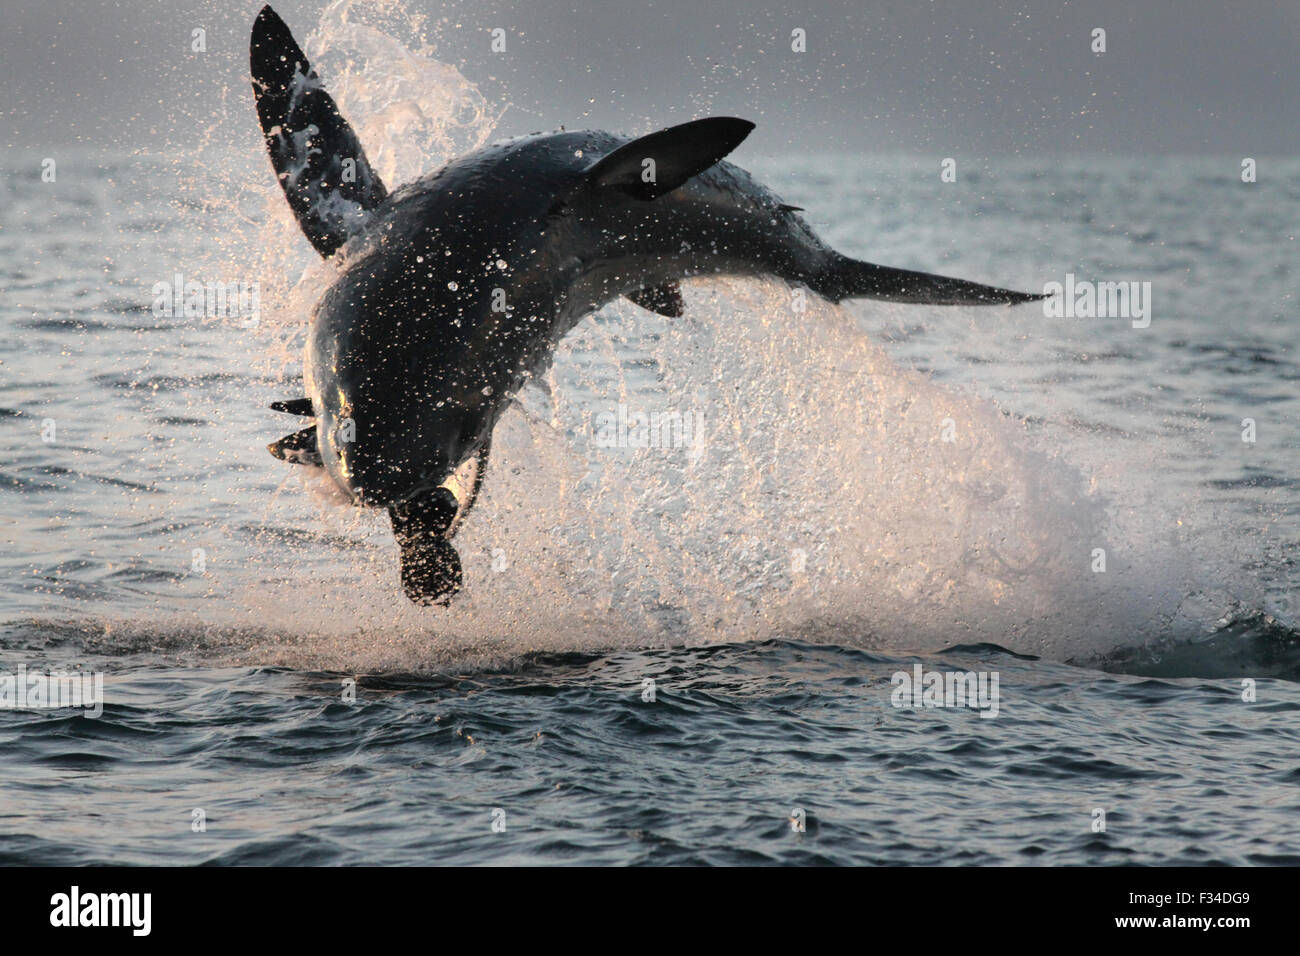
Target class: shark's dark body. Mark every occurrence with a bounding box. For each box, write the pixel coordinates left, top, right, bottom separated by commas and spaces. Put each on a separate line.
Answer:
311, 132, 885, 505
250, 6, 1041, 604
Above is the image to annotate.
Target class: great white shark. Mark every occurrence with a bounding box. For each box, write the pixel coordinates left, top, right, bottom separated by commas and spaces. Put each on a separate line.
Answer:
249, 6, 1042, 605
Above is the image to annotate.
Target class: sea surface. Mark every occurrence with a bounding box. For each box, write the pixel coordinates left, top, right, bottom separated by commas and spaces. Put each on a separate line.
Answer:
1, 23, 1298, 864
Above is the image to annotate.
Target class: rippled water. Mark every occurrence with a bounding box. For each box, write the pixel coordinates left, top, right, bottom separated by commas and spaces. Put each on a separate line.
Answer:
1, 9, 1298, 865
3, 641, 1298, 866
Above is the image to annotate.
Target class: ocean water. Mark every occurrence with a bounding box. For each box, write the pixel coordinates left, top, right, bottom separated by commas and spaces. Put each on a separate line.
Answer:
2, 13, 1299, 866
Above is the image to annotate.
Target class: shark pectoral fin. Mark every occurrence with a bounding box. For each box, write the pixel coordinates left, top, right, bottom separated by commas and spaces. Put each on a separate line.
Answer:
626, 281, 685, 317
250, 6, 388, 258
268, 425, 323, 466
819, 254, 1045, 306
587, 117, 755, 200
270, 397, 314, 416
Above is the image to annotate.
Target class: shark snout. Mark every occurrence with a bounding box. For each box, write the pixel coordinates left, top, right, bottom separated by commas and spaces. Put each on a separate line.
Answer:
313, 391, 461, 507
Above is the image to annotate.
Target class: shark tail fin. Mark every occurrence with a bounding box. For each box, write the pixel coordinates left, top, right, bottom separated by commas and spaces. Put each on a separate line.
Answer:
817, 253, 1044, 306
250, 5, 388, 257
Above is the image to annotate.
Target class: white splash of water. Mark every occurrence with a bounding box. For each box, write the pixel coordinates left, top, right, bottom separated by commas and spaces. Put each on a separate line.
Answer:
189, 2, 1214, 672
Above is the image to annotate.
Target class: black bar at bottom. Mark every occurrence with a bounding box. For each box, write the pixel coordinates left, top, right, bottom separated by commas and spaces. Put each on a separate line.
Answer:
0, 865, 1280, 941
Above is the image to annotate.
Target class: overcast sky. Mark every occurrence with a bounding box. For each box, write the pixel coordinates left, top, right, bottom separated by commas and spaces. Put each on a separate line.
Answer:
3, 0, 1298, 155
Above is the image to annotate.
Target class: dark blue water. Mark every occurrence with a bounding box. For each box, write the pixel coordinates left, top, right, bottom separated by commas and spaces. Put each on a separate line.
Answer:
3, 634, 1298, 866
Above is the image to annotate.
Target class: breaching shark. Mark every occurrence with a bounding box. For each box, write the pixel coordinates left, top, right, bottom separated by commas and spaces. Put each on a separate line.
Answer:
249, 5, 1041, 605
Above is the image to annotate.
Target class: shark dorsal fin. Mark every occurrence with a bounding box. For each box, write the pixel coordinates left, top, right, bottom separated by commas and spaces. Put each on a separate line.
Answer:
250, 6, 388, 257
586, 117, 755, 200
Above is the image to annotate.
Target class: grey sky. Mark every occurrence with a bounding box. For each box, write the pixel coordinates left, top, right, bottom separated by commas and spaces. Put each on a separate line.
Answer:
3, 0, 1297, 155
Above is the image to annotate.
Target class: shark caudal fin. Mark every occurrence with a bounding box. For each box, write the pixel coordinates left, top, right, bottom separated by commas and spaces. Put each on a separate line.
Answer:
249, 5, 387, 257
816, 252, 1043, 306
